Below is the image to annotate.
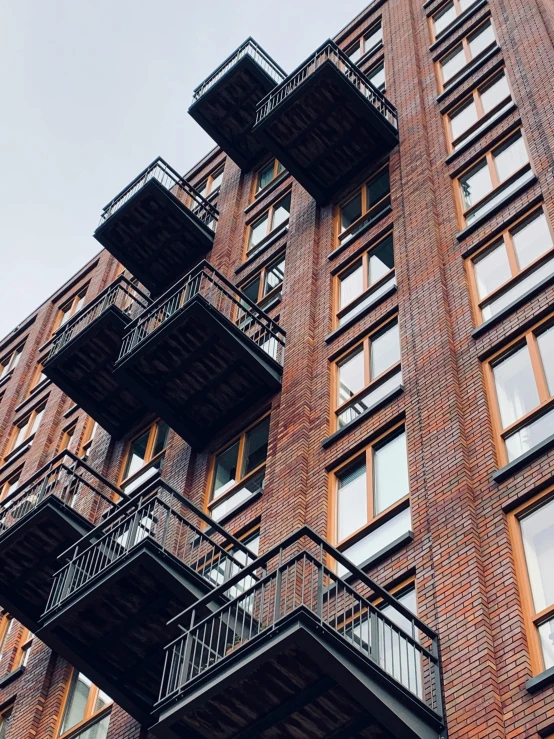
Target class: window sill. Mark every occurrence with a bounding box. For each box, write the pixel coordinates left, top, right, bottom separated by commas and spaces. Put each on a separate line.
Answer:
325, 282, 397, 344
355, 41, 384, 69
235, 225, 289, 275
0, 666, 25, 689
15, 380, 52, 415
339, 531, 413, 584
245, 171, 291, 214
493, 432, 554, 484
208, 489, 262, 528
526, 665, 554, 694
328, 203, 392, 262
445, 101, 517, 164
428, 0, 488, 50
1, 440, 34, 470
436, 45, 500, 103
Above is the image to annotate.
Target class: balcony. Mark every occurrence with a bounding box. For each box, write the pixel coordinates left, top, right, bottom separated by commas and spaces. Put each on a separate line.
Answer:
253, 41, 399, 205
94, 158, 219, 295
0, 452, 120, 632
38, 479, 257, 726
114, 262, 285, 451
189, 38, 286, 170
153, 527, 445, 739
43, 276, 151, 438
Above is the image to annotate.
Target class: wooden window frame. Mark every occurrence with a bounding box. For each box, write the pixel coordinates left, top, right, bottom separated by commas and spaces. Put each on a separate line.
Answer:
4, 402, 46, 460
443, 69, 512, 153
245, 191, 291, 259
194, 164, 225, 202
366, 59, 386, 91
508, 485, 554, 675
28, 362, 47, 396
346, 21, 383, 64
0, 345, 23, 382
53, 287, 88, 334
436, 19, 496, 92
0, 702, 13, 736
429, 0, 479, 42
56, 669, 112, 739
58, 421, 78, 454
253, 159, 285, 199
466, 205, 554, 325
14, 628, 32, 670
331, 317, 400, 432
1, 470, 22, 503
119, 420, 169, 489
241, 252, 286, 308
0, 614, 13, 662
79, 418, 98, 460
329, 421, 409, 550
335, 166, 390, 247
483, 313, 554, 467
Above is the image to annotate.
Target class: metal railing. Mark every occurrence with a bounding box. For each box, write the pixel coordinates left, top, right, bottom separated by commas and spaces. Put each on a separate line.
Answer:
47, 276, 151, 362
98, 157, 219, 230
158, 527, 443, 721
44, 479, 258, 616
255, 40, 398, 130
0, 451, 123, 536
119, 261, 286, 366
192, 37, 286, 101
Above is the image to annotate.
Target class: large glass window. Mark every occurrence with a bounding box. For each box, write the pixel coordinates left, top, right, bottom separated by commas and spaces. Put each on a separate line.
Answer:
431, 0, 478, 38
5, 403, 46, 459
59, 671, 111, 739
367, 61, 386, 91
121, 420, 169, 493
0, 345, 23, 381
347, 22, 383, 63
338, 167, 390, 246
254, 159, 285, 195
247, 193, 291, 257
438, 20, 496, 89
194, 165, 225, 201
241, 254, 285, 310
55, 288, 87, 333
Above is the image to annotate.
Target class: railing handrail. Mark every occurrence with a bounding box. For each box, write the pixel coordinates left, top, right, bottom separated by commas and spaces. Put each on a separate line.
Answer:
192, 37, 286, 100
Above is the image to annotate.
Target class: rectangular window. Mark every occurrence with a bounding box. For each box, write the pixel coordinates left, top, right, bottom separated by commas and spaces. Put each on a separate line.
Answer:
254, 159, 285, 196
208, 416, 270, 522
54, 288, 87, 333
437, 20, 496, 90
120, 420, 169, 494
337, 167, 390, 247
486, 316, 554, 465
5, 403, 46, 459
457, 131, 531, 226
247, 193, 291, 257
347, 22, 383, 63
58, 671, 112, 739
194, 165, 225, 201
15, 628, 32, 669
334, 233, 395, 328
367, 61, 385, 91
0, 345, 23, 381
29, 363, 47, 395
241, 254, 286, 311
0, 615, 13, 664
0, 704, 13, 739
468, 207, 554, 323
0, 472, 21, 503
334, 319, 402, 429
58, 422, 77, 454
79, 418, 98, 461
431, 0, 479, 40
446, 71, 512, 152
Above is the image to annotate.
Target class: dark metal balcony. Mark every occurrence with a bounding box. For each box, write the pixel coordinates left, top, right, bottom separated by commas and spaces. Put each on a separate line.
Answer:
114, 261, 285, 451
253, 41, 399, 205
43, 276, 151, 438
0, 452, 121, 632
153, 527, 445, 739
94, 158, 219, 295
189, 38, 286, 170
38, 479, 256, 726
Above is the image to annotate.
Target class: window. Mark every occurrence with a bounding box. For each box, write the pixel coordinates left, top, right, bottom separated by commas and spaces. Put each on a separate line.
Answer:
437, 20, 496, 90
486, 316, 554, 465
120, 420, 169, 494
0, 472, 21, 503
431, 0, 479, 40
509, 489, 554, 674
445, 71, 512, 152
59, 422, 77, 453
5, 403, 46, 459
208, 416, 270, 522
14, 628, 32, 669
205, 525, 261, 591
332, 426, 411, 570
457, 131, 531, 226
255, 159, 285, 196
347, 22, 383, 63
334, 233, 395, 328
79, 418, 98, 461
0, 705, 13, 739
29, 363, 47, 394
58, 671, 111, 739
0, 615, 13, 663
334, 320, 402, 429
54, 288, 87, 332
247, 193, 291, 257
0, 345, 23, 381
468, 208, 554, 323
194, 165, 224, 201
337, 168, 390, 247
367, 61, 385, 91
241, 255, 285, 310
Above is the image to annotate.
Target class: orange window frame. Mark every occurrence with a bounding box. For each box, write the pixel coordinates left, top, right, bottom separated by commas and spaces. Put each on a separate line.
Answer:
4, 402, 46, 460
56, 669, 112, 739
0, 470, 21, 503
119, 420, 169, 488
334, 166, 390, 247
483, 313, 554, 468
53, 287, 88, 333
0, 614, 12, 660
14, 627, 32, 669
253, 159, 285, 198
328, 421, 409, 549
79, 417, 98, 459
429, 0, 478, 42
28, 362, 47, 395
193, 164, 225, 202
435, 19, 496, 92
466, 205, 554, 325
245, 191, 291, 259
507, 485, 554, 675
345, 21, 383, 62
0, 345, 23, 381
58, 421, 77, 454
241, 253, 286, 305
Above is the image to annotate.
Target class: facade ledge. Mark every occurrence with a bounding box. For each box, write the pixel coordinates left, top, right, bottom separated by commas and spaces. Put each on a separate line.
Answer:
328, 204, 392, 262
341, 531, 414, 583
235, 225, 289, 275
0, 667, 25, 690
493, 433, 554, 484
325, 412, 405, 472
436, 45, 500, 103
325, 283, 397, 344
526, 666, 554, 694
244, 171, 291, 215
444, 102, 517, 164
428, 0, 488, 49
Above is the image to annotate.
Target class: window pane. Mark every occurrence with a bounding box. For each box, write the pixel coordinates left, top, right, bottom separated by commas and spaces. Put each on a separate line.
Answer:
249, 214, 269, 249
373, 431, 409, 515
480, 74, 510, 114
124, 429, 150, 479
371, 323, 400, 378
364, 24, 382, 52
459, 0, 477, 9
338, 348, 365, 405
441, 45, 466, 84
94, 688, 111, 714
61, 673, 92, 734
450, 99, 479, 140
0, 709, 12, 739
538, 617, 554, 670
380, 588, 421, 697
369, 236, 394, 284
213, 441, 240, 499
242, 418, 270, 476
14, 420, 29, 449
30, 408, 44, 435
264, 257, 285, 295
460, 160, 492, 210
339, 263, 364, 309
347, 43, 362, 63
243, 275, 261, 304
537, 326, 554, 395
368, 63, 385, 90
493, 345, 539, 428
494, 135, 528, 183
511, 211, 552, 270
341, 192, 363, 232
272, 194, 291, 230
152, 421, 169, 458
434, 2, 457, 35
481, 256, 554, 321
367, 169, 390, 208
257, 161, 275, 192
468, 22, 495, 58
337, 461, 367, 541
473, 241, 512, 299
210, 168, 224, 192
521, 497, 554, 613
505, 406, 554, 461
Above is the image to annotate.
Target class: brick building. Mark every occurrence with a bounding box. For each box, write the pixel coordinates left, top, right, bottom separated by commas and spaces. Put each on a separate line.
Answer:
0, 0, 553, 736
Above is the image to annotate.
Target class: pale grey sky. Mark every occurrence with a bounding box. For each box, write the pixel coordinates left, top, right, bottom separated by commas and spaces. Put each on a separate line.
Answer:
0, 0, 368, 339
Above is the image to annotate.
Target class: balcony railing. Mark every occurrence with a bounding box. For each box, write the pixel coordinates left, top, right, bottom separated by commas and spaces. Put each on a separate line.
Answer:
255, 40, 398, 131
48, 276, 151, 361
44, 480, 258, 615
119, 261, 286, 366
0, 452, 122, 536
98, 158, 219, 231
192, 37, 286, 102
158, 527, 443, 721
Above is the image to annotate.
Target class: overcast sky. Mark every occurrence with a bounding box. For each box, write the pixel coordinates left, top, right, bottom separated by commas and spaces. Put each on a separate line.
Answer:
0, 0, 368, 339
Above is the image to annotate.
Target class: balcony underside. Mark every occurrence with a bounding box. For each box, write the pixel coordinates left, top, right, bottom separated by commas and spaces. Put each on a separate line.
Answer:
154, 611, 444, 739
94, 179, 215, 296
0, 498, 91, 632
254, 61, 399, 205
39, 540, 214, 727
115, 296, 282, 451
43, 306, 150, 439
189, 56, 281, 170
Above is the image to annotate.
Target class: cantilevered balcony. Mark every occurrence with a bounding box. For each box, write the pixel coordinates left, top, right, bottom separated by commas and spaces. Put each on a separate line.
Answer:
94, 158, 218, 295
189, 38, 286, 170
114, 261, 285, 451
0, 452, 121, 632
253, 41, 399, 205
38, 480, 256, 727
43, 276, 151, 438
153, 527, 445, 739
